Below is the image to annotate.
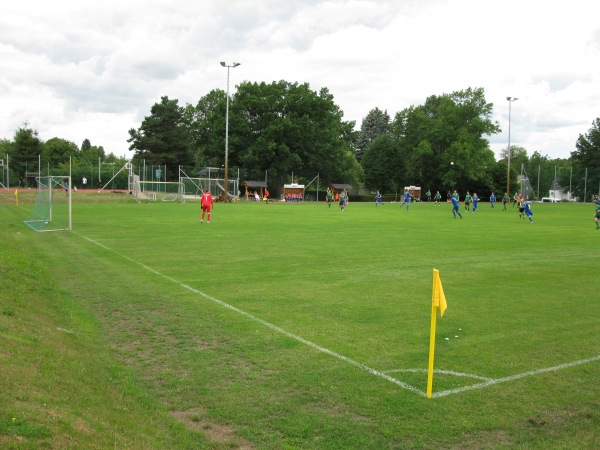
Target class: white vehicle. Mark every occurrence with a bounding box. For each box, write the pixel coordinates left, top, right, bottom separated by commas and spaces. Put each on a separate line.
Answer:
540, 197, 560, 203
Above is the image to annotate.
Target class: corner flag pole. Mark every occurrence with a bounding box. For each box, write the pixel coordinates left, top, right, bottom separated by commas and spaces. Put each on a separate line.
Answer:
427, 268, 447, 398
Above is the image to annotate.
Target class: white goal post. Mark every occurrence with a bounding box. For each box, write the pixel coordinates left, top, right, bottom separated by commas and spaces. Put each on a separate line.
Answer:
132, 176, 185, 203
179, 176, 224, 199
0, 158, 6, 190
179, 167, 239, 201
24, 175, 72, 232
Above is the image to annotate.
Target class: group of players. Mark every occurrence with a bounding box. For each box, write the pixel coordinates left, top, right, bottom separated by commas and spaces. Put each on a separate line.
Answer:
198, 187, 600, 229
371, 188, 535, 222
444, 189, 534, 222
325, 188, 349, 211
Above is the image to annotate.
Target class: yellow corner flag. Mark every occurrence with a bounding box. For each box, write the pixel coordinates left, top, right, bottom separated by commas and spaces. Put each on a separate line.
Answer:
427, 269, 448, 398
15, 189, 19, 206
432, 269, 447, 317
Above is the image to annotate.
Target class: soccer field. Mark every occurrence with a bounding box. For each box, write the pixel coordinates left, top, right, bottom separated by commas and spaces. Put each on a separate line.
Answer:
1, 196, 599, 448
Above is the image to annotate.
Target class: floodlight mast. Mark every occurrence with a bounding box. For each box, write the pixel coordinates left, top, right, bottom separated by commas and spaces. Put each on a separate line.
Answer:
506, 96, 518, 197
220, 61, 241, 202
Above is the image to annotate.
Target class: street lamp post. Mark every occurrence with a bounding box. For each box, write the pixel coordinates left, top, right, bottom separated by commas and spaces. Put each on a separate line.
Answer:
220, 61, 241, 203
506, 96, 518, 197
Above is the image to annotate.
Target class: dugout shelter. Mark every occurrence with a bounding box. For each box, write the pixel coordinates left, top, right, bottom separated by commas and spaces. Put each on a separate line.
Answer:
328, 183, 352, 193
283, 183, 305, 202
404, 186, 421, 201
242, 180, 267, 200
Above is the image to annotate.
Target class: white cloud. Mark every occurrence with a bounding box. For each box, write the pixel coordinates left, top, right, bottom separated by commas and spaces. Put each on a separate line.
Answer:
1, 0, 599, 161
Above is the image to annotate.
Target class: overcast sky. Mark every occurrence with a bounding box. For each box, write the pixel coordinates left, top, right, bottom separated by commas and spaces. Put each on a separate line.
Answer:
1, 0, 599, 160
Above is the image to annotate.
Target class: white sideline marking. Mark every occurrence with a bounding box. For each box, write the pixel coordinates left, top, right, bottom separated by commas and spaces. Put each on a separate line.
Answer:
78, 234, 426, 397
431, 355, 600, 398
383, 368, 493, 381
56, 327, 76, 334
78, 234, 600, 399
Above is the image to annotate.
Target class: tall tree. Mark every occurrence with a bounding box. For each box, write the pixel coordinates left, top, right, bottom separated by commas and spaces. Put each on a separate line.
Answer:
79, 143, 106, 165
0, 139, 13, 158
182, 89, 226, 170
10, 123, 44, 180
529, 150, 549, 167
44, 137, 79, 164
81, 139, 92, 152
228, 81, 361, 191
388, 87, 500, 194
571, 118, 600, 201
573, 118, 600, 167
128, 96, 193, 180
523, 151, 550, 200
361, 134, 404, 193
498, 145, 529, 170
355, 108, 390, 162
496, 145, 528, 196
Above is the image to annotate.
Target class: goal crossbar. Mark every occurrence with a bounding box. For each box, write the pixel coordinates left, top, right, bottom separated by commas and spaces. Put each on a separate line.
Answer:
133, 178, 185, 203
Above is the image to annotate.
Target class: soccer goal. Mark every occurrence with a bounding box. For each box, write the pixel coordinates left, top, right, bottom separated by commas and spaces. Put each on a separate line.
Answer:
132, 177, 185, 203
180, 177, 239, 201
0, 159, 6, 190
24, 176, 72, 232
180, 176, 220, 199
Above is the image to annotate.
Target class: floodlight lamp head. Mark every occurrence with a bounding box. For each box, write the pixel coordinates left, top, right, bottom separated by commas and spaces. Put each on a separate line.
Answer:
233, 62, 241, 67
220, 61, 226, 67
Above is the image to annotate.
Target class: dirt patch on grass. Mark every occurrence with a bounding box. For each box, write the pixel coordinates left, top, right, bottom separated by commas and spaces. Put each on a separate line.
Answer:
170, 407, 254, 449
453, 429, 513, 449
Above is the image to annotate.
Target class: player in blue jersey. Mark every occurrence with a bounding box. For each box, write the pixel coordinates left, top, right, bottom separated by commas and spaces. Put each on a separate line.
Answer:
490, 192, 496, 208
451, 196, 463, 219
524, 201, 534, 223
472, 193, 480, 212
375, 191, 384, 206
401, 189, 412, 211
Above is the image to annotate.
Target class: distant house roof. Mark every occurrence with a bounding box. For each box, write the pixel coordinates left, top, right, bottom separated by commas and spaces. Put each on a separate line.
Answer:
330, 183, 352, 189
549, 178, 563, 190
243, 180, 267, 188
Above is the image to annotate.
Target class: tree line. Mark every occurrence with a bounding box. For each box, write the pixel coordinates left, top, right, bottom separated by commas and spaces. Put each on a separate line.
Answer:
0, 124, 126, 189
357, 100, 600, 202
2, 82, 599, 200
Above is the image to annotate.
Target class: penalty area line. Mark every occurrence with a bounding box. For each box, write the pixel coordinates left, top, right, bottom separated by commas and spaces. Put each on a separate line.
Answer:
77, 234, 427, 397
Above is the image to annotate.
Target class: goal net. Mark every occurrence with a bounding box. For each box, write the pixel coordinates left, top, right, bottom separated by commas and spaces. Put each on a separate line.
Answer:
133, 177, 185, 203
0, 159, 6, 190
180, 176, 239, 201
24, 176, 72, 232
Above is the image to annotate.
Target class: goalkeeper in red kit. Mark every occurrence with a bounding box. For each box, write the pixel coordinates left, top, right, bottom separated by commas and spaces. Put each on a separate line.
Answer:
200, 191, 214, 223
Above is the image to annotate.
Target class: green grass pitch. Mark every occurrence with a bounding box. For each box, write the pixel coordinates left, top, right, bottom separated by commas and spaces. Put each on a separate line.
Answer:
1, 195, 599, 449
